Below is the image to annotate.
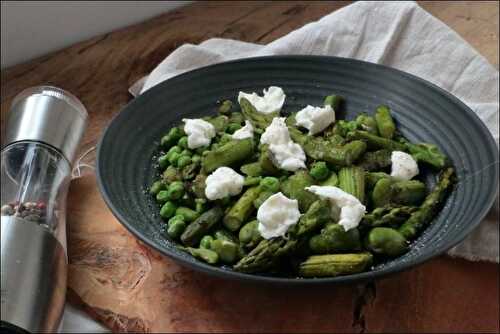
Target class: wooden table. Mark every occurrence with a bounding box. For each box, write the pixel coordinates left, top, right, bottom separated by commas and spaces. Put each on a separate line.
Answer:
1, 2, 498, 332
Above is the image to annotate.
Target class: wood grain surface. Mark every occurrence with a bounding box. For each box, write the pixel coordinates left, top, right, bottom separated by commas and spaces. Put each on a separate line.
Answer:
1, 1, 498, 333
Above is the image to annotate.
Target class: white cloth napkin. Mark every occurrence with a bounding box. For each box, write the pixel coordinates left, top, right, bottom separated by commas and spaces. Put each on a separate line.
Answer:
131, 1, 499, 262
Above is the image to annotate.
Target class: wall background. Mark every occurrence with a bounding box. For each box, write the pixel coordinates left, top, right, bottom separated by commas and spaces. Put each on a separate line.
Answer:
1, 1, 191, 68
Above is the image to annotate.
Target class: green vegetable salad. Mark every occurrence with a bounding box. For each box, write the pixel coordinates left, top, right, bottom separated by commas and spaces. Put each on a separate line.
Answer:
149, 88, 455, 278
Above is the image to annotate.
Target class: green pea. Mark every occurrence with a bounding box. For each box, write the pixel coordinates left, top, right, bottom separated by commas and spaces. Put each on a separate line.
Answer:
158, 155, 169, 170
259, 177, 280, 192
160, 134, 176, 149
227, 122, 242, 134
178, 136, 189, 149
180, 149, 192, 157
167, 145, 182, 155
195, 146, 209, 155
169, 126, 185, 139
167, 219, 186, 239
177, 155, 192, 168
191, 154, 201, 163
156, 190, 169, 203
210, 239, 238, 264
200, 235, 214, 249
162, 166, 181, 183
175, 206, 200, 223
167, 181, 185, 200
309, 161, 330, 181
168, 152, 181, 166
160, 201, 177, 219
150, 180, 166, 195
365, 227, 408, 257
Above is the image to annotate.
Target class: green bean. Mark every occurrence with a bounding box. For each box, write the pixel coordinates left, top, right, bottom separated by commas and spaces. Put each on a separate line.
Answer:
160, 201, 177, 219
375, 105, 396, 139
150, 180, 166, 195
309, 161, 330, 181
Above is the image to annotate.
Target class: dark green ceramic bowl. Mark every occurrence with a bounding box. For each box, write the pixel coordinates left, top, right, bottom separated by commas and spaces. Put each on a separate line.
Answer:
96, 56, 498, 284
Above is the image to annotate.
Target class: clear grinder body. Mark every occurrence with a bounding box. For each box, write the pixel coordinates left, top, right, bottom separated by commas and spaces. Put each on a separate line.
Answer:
1, 86, 87, 332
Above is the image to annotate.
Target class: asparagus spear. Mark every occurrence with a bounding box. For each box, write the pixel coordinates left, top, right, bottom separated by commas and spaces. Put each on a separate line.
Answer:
241, 162, 264, 177
375, 105, 396, 139
218, 100, 233, 115
299, 253, 373, 278
358, 149, 392, 171
234, 199, 332, 273
406, 143, 447, 169
258, 145, 281, 175
202, 138, 255, 173
180, 206, 224, 246
399, 167, 455, 239
181, 247, 219, 264
359, 205, 417, 230
223, 186, 261, 231
324, 94, 344, 110
289, 126, 367, 166
338, 166, 366, 203
205, 115, 229, 133
320, 172, 339, 187
239, 97, 278, 130
347, 130, 406, 151
281, 170, 318, 212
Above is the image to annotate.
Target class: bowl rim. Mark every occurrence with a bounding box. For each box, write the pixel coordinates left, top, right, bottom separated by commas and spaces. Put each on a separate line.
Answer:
96, 55, 499, 285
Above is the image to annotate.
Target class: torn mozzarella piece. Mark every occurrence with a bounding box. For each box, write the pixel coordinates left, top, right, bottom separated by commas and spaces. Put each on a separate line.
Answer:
182, 118, 216, 149
257, 192, 301, 239
238, 86, 286, 114
305, 185, 366, 231
231, 120, 254, 140
205, 167, 244, 200
295, 104, 335, 135
260, 117, 306, 171
390, 151, 419, 180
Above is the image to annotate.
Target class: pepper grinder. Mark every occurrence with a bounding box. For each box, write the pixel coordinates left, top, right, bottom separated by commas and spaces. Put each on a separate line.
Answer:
1, 86, 87, 332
